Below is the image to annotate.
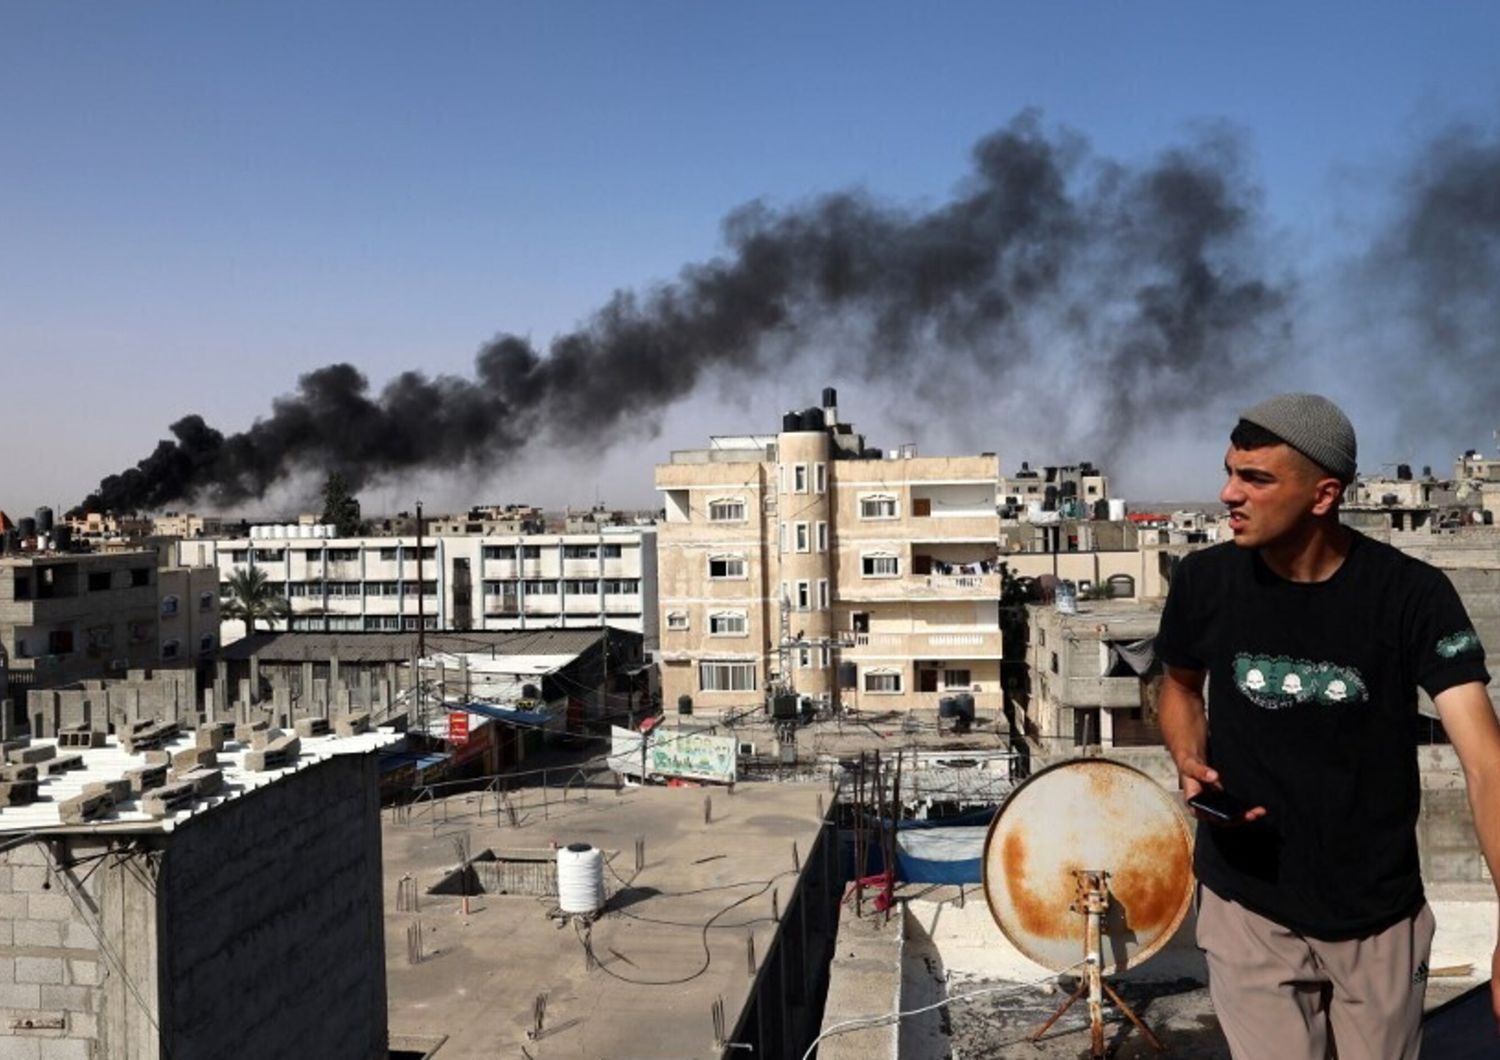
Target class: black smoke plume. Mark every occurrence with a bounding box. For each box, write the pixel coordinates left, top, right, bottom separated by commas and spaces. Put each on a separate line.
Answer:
78, 112, 1291, 513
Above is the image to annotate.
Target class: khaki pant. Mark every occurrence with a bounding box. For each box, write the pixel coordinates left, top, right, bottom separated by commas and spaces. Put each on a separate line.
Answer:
1196, 885, 1435, 1060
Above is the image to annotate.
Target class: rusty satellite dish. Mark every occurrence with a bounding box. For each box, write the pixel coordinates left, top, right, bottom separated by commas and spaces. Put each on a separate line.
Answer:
981, 757, 1194, 976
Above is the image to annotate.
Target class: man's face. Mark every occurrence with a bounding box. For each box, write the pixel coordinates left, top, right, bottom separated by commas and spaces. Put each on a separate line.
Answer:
1220, 443, 1329, 548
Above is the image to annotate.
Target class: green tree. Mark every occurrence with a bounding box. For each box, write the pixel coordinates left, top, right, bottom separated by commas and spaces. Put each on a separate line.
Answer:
221, 567, 292, 636
321, 472, 363, 537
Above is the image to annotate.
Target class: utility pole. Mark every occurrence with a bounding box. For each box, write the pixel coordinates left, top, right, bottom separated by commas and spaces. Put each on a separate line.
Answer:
415, 500, 426, 662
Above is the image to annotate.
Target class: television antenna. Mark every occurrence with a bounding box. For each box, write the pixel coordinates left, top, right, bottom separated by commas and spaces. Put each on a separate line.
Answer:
981, 758, 1194, 1057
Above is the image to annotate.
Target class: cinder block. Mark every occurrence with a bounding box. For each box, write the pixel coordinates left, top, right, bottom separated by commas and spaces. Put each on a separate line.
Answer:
12, 866, 48, 891
41, 756, 83, 777
65, 962, 99, 989
194, 727, 225, 753
0, 894, 27, 918
0, 981, 42, 1011
0, 765, 38, 783
81, 779, 130, 805
60, 923, 94, 952
1, 843, 47, 869
141, 781, 196, 817
233, 720, 269, 742
6, 746, 55, 766
12, 921, 63, 949
14, 957, 63, 986
335, 712, 370, 737
142, 750, 171, 767
38, 1040, 89, 1060
119, 722, 179, 755
124, 764, 167, 795
38, 985, 92, 1012
57, 792, 112, 826
250, 727, 284, 750
25, 895, 71, 921
0, 1032, 41, 1060
170, 747, 216, 773
177, 768, 222, 797
294, 717, 329, 738
0, 782, 39, 807
244, 735, 302, 772
55, 729, 104, 750
67, 1011, 97, 1039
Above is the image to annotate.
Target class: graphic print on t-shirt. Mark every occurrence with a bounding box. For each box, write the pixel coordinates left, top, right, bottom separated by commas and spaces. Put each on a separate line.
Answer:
1435, 629, 1483, 659
1233, 652, 1369, 709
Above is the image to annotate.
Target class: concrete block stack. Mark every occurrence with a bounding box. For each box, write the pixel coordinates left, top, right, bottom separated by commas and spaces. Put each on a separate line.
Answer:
245, 729, 301, 772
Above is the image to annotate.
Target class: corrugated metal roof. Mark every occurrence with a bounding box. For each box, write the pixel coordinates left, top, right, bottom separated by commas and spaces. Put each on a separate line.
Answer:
220, 627, 618, 663
0, 727, 403, 836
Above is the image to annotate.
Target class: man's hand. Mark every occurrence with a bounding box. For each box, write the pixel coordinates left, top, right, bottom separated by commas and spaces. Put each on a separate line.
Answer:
1176, 753, 1267, 825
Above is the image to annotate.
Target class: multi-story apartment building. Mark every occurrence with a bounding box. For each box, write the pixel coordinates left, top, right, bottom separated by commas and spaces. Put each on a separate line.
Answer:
178, 526, 657, 645
426, 504, 545, 536
151, 511, 227, 539
655, 389, 1007, 714
0, 551, 163, 691
157, 565, 222, 667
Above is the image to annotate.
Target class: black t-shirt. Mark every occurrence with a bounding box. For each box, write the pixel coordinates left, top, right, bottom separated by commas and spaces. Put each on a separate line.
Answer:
1156, 530, 1490, 939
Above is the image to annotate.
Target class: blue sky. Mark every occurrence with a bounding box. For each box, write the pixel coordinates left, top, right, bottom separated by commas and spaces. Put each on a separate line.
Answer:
3, 2, 1498, 515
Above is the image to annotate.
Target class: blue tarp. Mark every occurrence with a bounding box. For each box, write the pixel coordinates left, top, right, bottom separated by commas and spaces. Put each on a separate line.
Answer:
894, 826, 989, 884
456, 702, 553, 727
379, 750, 449, 774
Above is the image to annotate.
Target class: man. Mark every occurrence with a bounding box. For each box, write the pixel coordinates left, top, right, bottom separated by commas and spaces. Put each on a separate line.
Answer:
1157, 393, 1500, 1058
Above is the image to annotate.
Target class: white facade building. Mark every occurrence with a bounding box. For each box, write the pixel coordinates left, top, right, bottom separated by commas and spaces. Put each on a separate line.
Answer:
177, 526, 657, 646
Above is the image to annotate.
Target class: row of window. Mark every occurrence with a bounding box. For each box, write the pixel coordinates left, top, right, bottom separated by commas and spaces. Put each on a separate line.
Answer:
698, 553, 900, 581
482, 579, 640, 595
287, 615, 439, 632
778, 520, 829, 554
704, 487, 896, 524
666, 610, 748, 635
780, 578, 831, 611
260, 580, 440, 597
228, 547, 438, 564
161, 634, 215, 660
781, 462, 827, 496
160, 592, 216, 616
85, 568, 153, 592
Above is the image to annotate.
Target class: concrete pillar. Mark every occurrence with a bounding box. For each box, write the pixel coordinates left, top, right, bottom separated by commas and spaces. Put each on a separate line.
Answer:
238, 678, 252, 711
0, 698, 11, 741
204, 686, 217, 724
249, 654, 261, 698
329, 654, 341, 697
312, 679, 329, 719
300, 661, 314, 710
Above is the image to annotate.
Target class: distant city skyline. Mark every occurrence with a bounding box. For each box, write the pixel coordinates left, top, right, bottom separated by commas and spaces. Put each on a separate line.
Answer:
4, 2, 1499, 516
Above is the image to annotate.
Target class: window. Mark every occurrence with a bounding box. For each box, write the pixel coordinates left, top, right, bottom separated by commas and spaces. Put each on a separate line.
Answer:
521, 545, 541, 559
699, 661, 758, 692
816, 522, 828, 553
326, 549, 359, 562
864, 668, 902, 693
944, 668, 972, 689
860, 494, 897, 519
861, 554, 900, 577
708, 555, 746, 579
48, 630, 75, 655
199, 634, 216, 654
287, 583, 308, 597
88, 571, 112, 592
667, 611, 690, 631
199, 591, 215, 611
709, 611, 747, 635
482, 545, 514, 560
130, 568, 151, 587
230, 549, 250, 563
605, 579, 639, 594
162, 639, 181, 661
160, 595, 179, 616
251, 549, 285, 563
602, 544, 622, 559
796, 581, 811, 611
416, 580, 438, 596
525, 579, 558, 594
1050, 652, 1059, 674
13, 575, 31, 601
795, 523, 810, 552
708, 498, 746, 523
793, 464, 808, 493
564, 545, 600, 559
564, 579, 596, 594
818, 579, 829, 609
778, 522, 787, 554
798, 646, 812, 669
815, 463, 826, 494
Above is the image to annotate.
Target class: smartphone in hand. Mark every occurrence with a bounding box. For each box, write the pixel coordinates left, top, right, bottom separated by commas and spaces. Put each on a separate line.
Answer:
1188, 788, 1256, 823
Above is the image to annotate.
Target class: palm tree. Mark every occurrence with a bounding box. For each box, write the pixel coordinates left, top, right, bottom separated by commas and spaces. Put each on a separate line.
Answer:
221, 567, 292, 635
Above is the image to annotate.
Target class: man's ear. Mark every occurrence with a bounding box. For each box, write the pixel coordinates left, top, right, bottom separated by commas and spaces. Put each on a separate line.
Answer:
1309, 475, 1344, 517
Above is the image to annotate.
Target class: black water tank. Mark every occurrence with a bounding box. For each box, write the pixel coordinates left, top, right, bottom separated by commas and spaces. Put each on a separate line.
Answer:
34, 507, 53, 534
771, 692, 799, 720
1043, 486, 1058, 510
52, 525, 73, 551
782, 411, 802, 432
838, 661, 858, 689
938, 696, 958, 718
17, 517, 36, 540
522, 683, 540, 700
1093, 499, 1110, 520
1060, 481, 1078, 498
677, 694, 694, 715
802, 407, 825, 431
822, 387, 838, 408
1397, 464, 1412, 481
955, 693, 976, 720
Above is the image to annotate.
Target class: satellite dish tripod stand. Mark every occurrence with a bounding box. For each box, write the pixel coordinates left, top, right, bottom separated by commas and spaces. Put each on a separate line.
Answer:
1031, 870, 1165, 1058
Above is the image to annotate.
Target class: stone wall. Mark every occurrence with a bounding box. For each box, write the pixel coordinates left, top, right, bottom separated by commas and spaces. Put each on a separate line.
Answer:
155, 753, 388, 1059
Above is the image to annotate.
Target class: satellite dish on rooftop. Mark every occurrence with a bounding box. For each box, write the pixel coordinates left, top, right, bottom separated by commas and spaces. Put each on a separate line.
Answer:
981, 757, 1193, 1056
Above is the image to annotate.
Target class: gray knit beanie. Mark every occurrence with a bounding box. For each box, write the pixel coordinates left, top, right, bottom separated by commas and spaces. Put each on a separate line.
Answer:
1238, 393, 1357, 483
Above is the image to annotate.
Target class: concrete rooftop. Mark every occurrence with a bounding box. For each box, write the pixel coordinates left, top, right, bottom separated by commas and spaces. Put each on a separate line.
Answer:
382, 777, 827, 1059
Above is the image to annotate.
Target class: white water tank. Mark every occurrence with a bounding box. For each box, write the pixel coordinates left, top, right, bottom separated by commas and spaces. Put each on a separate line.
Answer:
1026, 501, 1044, 522
1107, 498, 1126, 522
556, 843, 605, 914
